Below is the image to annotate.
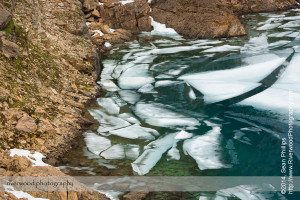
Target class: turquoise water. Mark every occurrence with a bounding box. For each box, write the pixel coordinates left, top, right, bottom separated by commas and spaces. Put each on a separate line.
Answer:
60, 10, 300, 200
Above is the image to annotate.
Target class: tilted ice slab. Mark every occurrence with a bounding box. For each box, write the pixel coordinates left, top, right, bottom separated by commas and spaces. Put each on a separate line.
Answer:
97, 98, 120, 115
203, 45, 240, 53
10, 149, 49, 167
89, 109, 130, 133
133, 103, 200, 127
137, 83, 157, 94
215, 184, 287, 200
118, 64, 154, 89
239, 53, 300, 118
98, 80, 120, 92
109, 124, 159, 140
84, 132, 111, 155
183, 121, 228, 170
179, 57, 286, 103
118, 90, 141, 104
257, 23, 281, 30
100, 144, 140, 160
131, 133, 178, 175
118, 113, 141, 124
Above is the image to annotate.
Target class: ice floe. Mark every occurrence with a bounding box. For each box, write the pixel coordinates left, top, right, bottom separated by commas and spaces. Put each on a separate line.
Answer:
109, 124, 159, 140
167, 143, 180, 161
84, 132, 111, 155
203, 45, 240, 53
101, 144, 125, 159
179, 57, 286, 103
257, 23, 281, 30
183, 121, 228, 170
118, 113, 141, 124
137, 83, 157, 94
97, 98, 120, 114
131, 133, 177, 175
10, 149, 49, 167
99, 80, 120, 92
175, 130, 193, 140
118, 90, 141, 104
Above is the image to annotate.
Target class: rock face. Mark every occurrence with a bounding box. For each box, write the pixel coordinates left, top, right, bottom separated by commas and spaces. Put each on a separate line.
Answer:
99, 0, 152, 33
0, 7, 11, 30
151, 0, 246, 39
220, 0, 297, 14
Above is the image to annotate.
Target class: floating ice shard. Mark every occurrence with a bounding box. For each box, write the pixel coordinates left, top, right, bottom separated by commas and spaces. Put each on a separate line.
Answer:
155, 80, 180, 87
84, 132, 111, 155
257, 23, 281, 30
99, 80, 120, 92
118, 64, 154, 89
134, 103, 200, 127
183, 121, 228, 170
239, 53, 300, 118
167, 143, 180, 161
124, 144, 140, 160
215, 184, 287, 200
175, 130, 193, 140
138, 83, 157, 94
279, 20, 300, 28
97, 98, 120, 114
101, 144, 125, 160
109, 124, 159, 140
89, 109, 130, 133
118, 90, 141, 104
203, 45, 240, 53
179, 57, 286, 103
131, 133, 177, 175
118, 113, 141, 124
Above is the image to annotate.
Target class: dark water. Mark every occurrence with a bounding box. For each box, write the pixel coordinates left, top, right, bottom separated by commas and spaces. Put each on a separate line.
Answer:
58, 10, 300, 200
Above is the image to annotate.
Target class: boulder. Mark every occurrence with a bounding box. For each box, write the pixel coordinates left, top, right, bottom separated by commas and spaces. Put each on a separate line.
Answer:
15, 114, 37, 133
0, 6, 11, 30
151, 0, 246, 39
82, 0, 99, 13
8, 155, 32, 172
0, 38, 20, 58
100, 0, 152, 33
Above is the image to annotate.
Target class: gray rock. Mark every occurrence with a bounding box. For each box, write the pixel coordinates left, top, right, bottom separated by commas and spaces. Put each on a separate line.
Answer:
0, 7, 11, 30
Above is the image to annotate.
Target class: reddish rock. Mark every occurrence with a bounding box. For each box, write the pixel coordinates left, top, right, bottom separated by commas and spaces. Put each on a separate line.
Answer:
0, 38, 20, 58
151, 0, 246, 39
15, 115, 37, 133
100, 0, 151, 33
0, 5, 11, 30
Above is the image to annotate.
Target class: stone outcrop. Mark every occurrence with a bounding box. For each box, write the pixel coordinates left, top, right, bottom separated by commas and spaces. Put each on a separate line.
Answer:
0, 6, 11, 30
220, 0, 298, 14
0, 38, 20, 58
151, 0, 246, 39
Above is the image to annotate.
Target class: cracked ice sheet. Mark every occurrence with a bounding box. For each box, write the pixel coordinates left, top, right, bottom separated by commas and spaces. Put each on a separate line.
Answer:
10, 149, 49, 167
215, 184, 287, 200
97, 98, 120, 114
88, 109, 130, 133
84, 132, 111, 155
109, 124, 159, 140
239, 53, 300, 118
183, 121, 229, 170
131, 133, 178, 175
179, 57, 286, 103
100, 144, 140, 160
133, 103, 200, 127
118, 64, 154, 89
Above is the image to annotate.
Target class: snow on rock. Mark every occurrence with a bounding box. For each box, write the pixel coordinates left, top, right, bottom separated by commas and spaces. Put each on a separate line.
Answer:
97, 98, 120, 115
131, 133, 177, 175
9, 149, 49, 167
104, 42, 112, 48
150, 16, 178, 35
183, 121, 229, 170
109, 124, 159, 140
84, 132, 111, 155
4, 185, 49, 200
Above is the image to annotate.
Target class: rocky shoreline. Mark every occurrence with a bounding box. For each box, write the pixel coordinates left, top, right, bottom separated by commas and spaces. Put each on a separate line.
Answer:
0, 0, 299, 199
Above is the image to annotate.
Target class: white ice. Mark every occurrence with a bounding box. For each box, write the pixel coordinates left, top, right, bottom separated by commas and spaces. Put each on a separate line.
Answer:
97, 98, 120, 114
175, 130, 193, 140
145, 118, 200, 128
137, 83, 157, 94
10, 149, 49, 167
239, 53, 300, 118
109, 124, 159, 140
118, 113, 141, 124
118, 64, 154, 89
104, 42, 112, 48
131, 133, 177, 175
98, 80, 120, 92
203, 45, 240, 53
167, 143, 180, 161
155, 80, 180, 87
183, 121, 228, 170
89, 109, 130, 133
257, 23, 281, 30
118, 90, 141, 104
101, 144, 125, 159
179, 57, 286, 103
279, 20, 300, 28
150, 16, 178, 35
124, 144, 140, 160
84, 132, 111, 155
4, 185, 49, 200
